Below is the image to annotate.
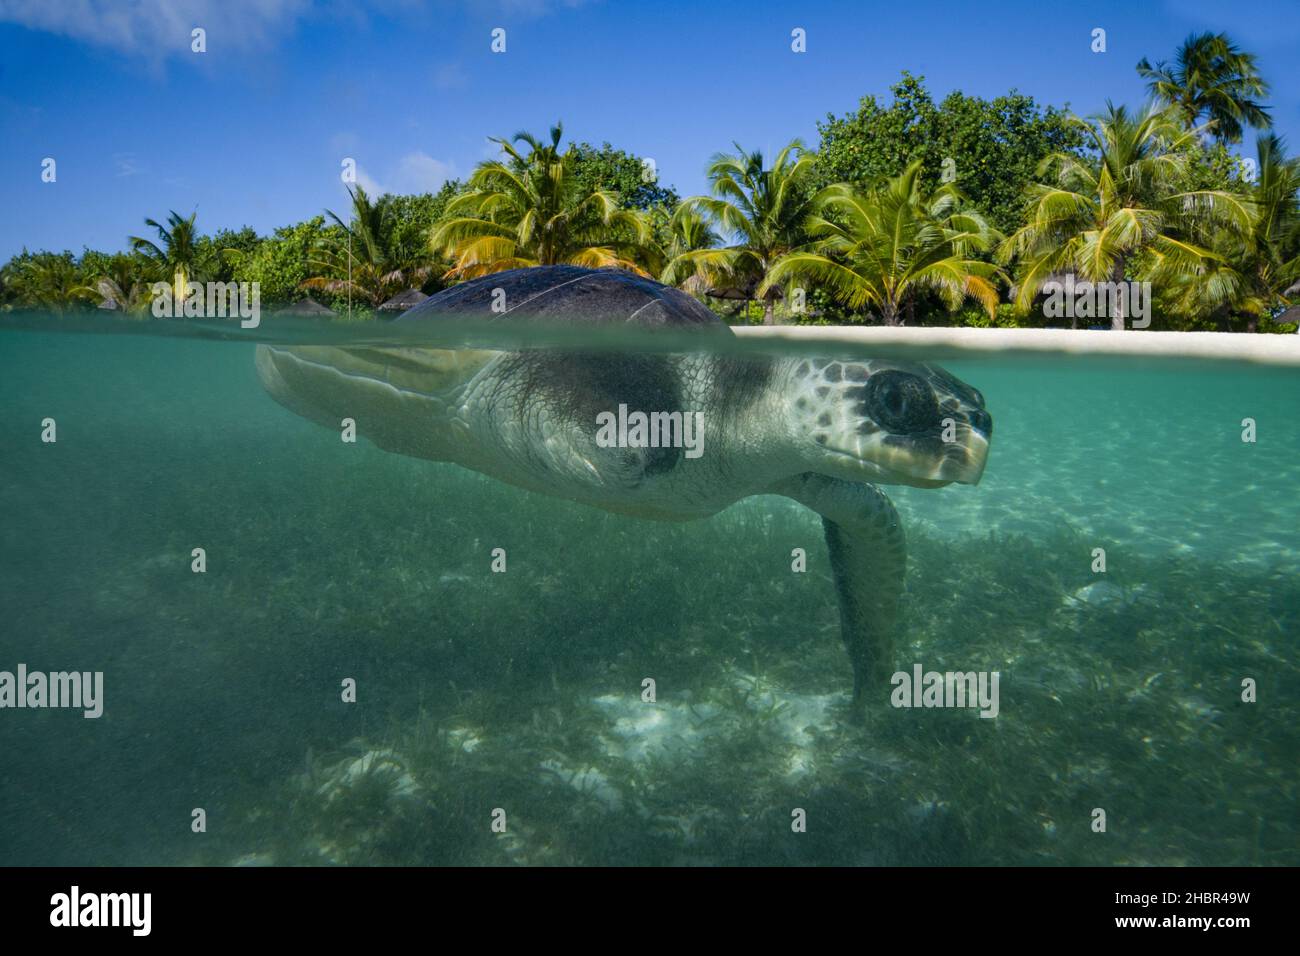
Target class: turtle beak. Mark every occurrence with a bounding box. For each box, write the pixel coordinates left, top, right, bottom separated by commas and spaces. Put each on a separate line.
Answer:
929, 366, 991, 485
873, 367, 991, 487
951, 416, 991, 485
876, 419, 990, 488
912, 400, 991, 487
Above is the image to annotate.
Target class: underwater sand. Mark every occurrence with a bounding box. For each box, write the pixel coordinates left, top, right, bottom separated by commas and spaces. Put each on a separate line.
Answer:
0, 332, 1295, 866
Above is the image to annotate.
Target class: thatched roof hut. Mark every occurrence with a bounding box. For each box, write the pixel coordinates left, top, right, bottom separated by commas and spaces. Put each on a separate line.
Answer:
677, 274, 709, 297
705, 283, 781, 302
277, 297, 335, 316
378, 288, 429, 313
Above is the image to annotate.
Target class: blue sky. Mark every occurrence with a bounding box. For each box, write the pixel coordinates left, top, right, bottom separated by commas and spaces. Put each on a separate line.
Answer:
2, 0, 1298, 260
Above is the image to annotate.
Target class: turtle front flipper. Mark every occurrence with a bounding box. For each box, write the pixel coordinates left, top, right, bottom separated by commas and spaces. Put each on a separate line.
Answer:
771, 472, 906, 719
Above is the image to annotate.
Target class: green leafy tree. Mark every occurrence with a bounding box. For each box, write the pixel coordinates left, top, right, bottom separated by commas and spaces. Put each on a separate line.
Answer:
1137, 32, 1271, 143
816, 73, 1085, 234
377, 181, 462, 288
432, 123, 653, 279
233, 217, 344, 305
0, 254, 21, 307
569, 142, 680, 275
80, 250, 155, 313
999, 104, 1255, 330
5, 251, 98, 312
197, 227, 261, 284
673, 140, 819, 324
760, 160, 1002, 325
658, 207, 720, 292
568, 142, 679, 211
303, 185, 437, 308
1153, 133, 1300, 331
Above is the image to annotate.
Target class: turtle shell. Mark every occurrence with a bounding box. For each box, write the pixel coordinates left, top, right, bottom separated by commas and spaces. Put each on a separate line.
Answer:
398, 266, 731, 331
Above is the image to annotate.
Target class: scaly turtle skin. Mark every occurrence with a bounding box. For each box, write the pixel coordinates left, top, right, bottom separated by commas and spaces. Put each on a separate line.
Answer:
257, 266, 992, 714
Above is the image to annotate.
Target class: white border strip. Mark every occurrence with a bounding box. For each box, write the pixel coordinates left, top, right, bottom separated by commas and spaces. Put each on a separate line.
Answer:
731, 326, 1300, 366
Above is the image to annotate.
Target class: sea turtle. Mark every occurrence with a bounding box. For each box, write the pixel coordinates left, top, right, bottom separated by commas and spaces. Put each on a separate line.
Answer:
256, 266, 992, 714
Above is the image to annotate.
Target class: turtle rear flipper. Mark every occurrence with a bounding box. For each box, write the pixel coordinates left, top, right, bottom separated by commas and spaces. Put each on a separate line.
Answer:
772, 473, 906, 719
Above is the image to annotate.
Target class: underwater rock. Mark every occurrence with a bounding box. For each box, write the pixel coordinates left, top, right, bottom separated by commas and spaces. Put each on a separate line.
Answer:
1064, 581, 1152, 609
539, 759, 624, 812
585, 670, 876, 793
905, 798, 949, 822
294, 747, 424, 864
727, 672, 843, 752
316, 748, 419, 801
590, 693, 729, 762
446, 726, 483, 752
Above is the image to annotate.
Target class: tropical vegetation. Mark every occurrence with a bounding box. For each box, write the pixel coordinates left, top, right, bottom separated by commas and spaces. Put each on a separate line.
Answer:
1137, 31, 1271, 144
667, 140, 818, 324
431, 123, 653, 280
300, 185, 439, 308
761, 160, 1002, 325
998, 103, 1254, 330
2, 32, 1295, 333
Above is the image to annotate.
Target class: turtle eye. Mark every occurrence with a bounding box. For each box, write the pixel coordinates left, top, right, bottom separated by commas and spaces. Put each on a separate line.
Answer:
864, 371, 940, 434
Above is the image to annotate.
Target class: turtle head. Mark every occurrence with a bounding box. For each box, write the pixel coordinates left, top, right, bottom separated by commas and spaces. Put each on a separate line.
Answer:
786, 357, 991, 488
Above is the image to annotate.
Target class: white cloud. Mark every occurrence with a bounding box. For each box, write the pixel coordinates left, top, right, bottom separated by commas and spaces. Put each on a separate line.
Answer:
432, 62, 466, 91
329, 132, 360, 155
0, 0, 599, 55
393, 152, 455, 193
353, 165, 384, 197
112, 152, 142, 177
0, 0, 310, 55
343, 153, 453, 197
489, 0, 596, 16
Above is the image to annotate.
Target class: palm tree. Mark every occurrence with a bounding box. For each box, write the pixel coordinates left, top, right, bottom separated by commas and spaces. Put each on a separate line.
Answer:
659, 207, 720, 295
1137, 32, 1271, 143
302, 185, 434, 309
431, 123, 651, 280
671, 140, 819, 324
1152, 133, 1300, 331
129, 211, 201, 303
8, 254, 98, 312
999, 104, 1254, 329
86, 252, 155, 314
759, 161, 1002, 326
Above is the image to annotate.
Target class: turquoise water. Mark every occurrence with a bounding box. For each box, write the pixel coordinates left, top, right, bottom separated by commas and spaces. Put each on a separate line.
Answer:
0, 329, 1296, 866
